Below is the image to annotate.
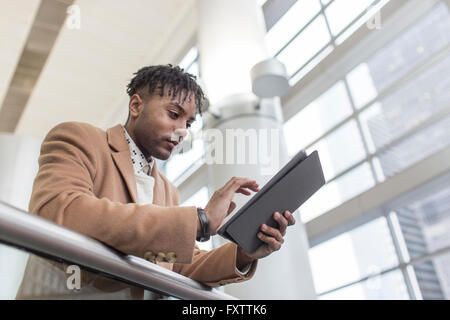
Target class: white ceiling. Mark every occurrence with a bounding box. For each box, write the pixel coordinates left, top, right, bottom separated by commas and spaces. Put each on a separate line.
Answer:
0, 0, 41, 112
0, 0, 197, 140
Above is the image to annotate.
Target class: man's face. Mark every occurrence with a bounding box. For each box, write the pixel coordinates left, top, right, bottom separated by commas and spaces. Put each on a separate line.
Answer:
127, 89, 197, 161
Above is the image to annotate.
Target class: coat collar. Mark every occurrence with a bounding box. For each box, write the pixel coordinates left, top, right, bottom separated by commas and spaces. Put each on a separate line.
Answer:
106, 125, 166, 205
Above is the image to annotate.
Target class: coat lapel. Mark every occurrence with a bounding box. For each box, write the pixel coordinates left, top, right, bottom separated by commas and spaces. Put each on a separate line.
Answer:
107, 125, 138, 203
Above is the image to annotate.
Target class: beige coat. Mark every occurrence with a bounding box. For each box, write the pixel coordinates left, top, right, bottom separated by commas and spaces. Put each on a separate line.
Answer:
16, 122, 256, 299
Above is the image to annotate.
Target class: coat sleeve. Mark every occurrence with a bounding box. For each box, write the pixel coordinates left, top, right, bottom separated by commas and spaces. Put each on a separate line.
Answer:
29, 122, 198, 263
171, 186, 257, 287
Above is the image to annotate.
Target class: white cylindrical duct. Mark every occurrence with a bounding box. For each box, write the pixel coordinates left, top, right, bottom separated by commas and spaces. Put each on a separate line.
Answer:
0, 133, 41, 299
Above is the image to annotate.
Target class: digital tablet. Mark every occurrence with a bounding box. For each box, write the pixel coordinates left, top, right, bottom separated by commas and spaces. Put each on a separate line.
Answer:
217, 150, 325, 253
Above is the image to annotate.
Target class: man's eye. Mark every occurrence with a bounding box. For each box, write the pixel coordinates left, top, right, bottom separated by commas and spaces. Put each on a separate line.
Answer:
169, 111, 179, 119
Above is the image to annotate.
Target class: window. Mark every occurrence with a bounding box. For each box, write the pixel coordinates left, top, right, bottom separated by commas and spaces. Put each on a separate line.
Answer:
393, 188, 450, 262
411, 253, 450, 300
309, 217, 402, 296
285, 0, 450, 223
358, 1, 450, 92
283, 81, 353, 156
178, 46, 200, 79
266, 0, 322, 56
300, 162, 375, 222
267, 0, 392, 84
165, 132, 205, 182
306, 119, 367, 181
325, 0, 376, 36
372, 113, 450, 178
277, 14, 330, 77
388, 182, 450, 300
319, 270, 409, 300
346, 63, 378, 109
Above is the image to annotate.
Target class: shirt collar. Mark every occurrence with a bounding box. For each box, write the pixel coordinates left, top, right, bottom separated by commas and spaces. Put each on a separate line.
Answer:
122, 126, 154, 175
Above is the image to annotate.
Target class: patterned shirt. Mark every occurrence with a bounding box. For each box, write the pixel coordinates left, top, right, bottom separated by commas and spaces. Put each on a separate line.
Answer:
122, 126, 154, 176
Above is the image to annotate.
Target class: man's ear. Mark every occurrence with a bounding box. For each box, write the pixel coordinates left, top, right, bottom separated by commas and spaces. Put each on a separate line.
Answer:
128, 94, 144, 119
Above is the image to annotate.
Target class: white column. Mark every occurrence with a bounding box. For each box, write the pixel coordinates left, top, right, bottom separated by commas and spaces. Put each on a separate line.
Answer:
198, 0, 317, 299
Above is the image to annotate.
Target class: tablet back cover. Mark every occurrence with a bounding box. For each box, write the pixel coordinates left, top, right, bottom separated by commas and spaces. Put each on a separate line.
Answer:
218, 150, 307, 237
225, 151, 325, 253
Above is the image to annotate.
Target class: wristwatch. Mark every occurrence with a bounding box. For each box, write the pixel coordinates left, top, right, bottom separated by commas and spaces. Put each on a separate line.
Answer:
196, 207, 210, 242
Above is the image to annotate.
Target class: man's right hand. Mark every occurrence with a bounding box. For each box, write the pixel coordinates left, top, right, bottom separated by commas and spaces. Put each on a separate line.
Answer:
202, 177, 259, 236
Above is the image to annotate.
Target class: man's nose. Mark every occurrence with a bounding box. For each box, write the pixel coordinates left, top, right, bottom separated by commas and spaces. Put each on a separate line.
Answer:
172, 128, 188, 142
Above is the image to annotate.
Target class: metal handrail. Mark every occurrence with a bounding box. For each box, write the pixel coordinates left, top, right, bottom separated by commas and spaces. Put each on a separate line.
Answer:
0, 201, 236, 300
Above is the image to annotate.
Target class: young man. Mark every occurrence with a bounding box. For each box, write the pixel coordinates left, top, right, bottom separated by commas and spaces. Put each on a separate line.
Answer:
16, 65, 295, 299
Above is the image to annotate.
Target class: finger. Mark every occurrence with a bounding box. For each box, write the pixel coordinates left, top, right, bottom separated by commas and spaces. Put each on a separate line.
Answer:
224, 177, 259, 196
236, 184, 260, 195
273, 211, 288, 236
224, 177, 255, 188
261, 224, 284, 243
236, 188, 251, 196
284, 210, 296, 226
257, 232, 282, 251
227, 201, 236, 214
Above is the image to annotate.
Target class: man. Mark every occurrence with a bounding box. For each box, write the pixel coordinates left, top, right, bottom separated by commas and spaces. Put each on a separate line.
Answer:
16, 65, 295, 299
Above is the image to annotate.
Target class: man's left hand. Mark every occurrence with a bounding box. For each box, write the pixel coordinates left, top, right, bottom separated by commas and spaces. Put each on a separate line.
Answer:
236, 210, 295, 268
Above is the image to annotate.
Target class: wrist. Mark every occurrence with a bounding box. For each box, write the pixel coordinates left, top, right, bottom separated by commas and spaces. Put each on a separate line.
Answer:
236, 247, 255, 270
203, 207, 217, 236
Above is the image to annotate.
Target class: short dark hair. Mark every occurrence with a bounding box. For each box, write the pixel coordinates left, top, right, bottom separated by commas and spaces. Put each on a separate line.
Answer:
126, 64, 206, 115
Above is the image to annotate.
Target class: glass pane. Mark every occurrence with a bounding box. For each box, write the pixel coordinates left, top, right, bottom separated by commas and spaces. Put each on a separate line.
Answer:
178, 47, 198, 71
288, 44, 334, 85
411, 253, 450, 300
359, 51, 450, 156
363, 2, 450, 92
393, 186, 450, 260
283, 81, 353, 156
335, 0, 391, 45
325, 0, 376, 36
166, 138, 205, 182
306, 120, 367, 181
277, 14, 331, 76
375, 113, 450, 178
319, 269, 409, 300
186, 61, 199, 79
266, 0, 321, 55
300, 162, 375, 222
346, 63, 378, 109
309, 217, 400, 295
390, 179, 450, 300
